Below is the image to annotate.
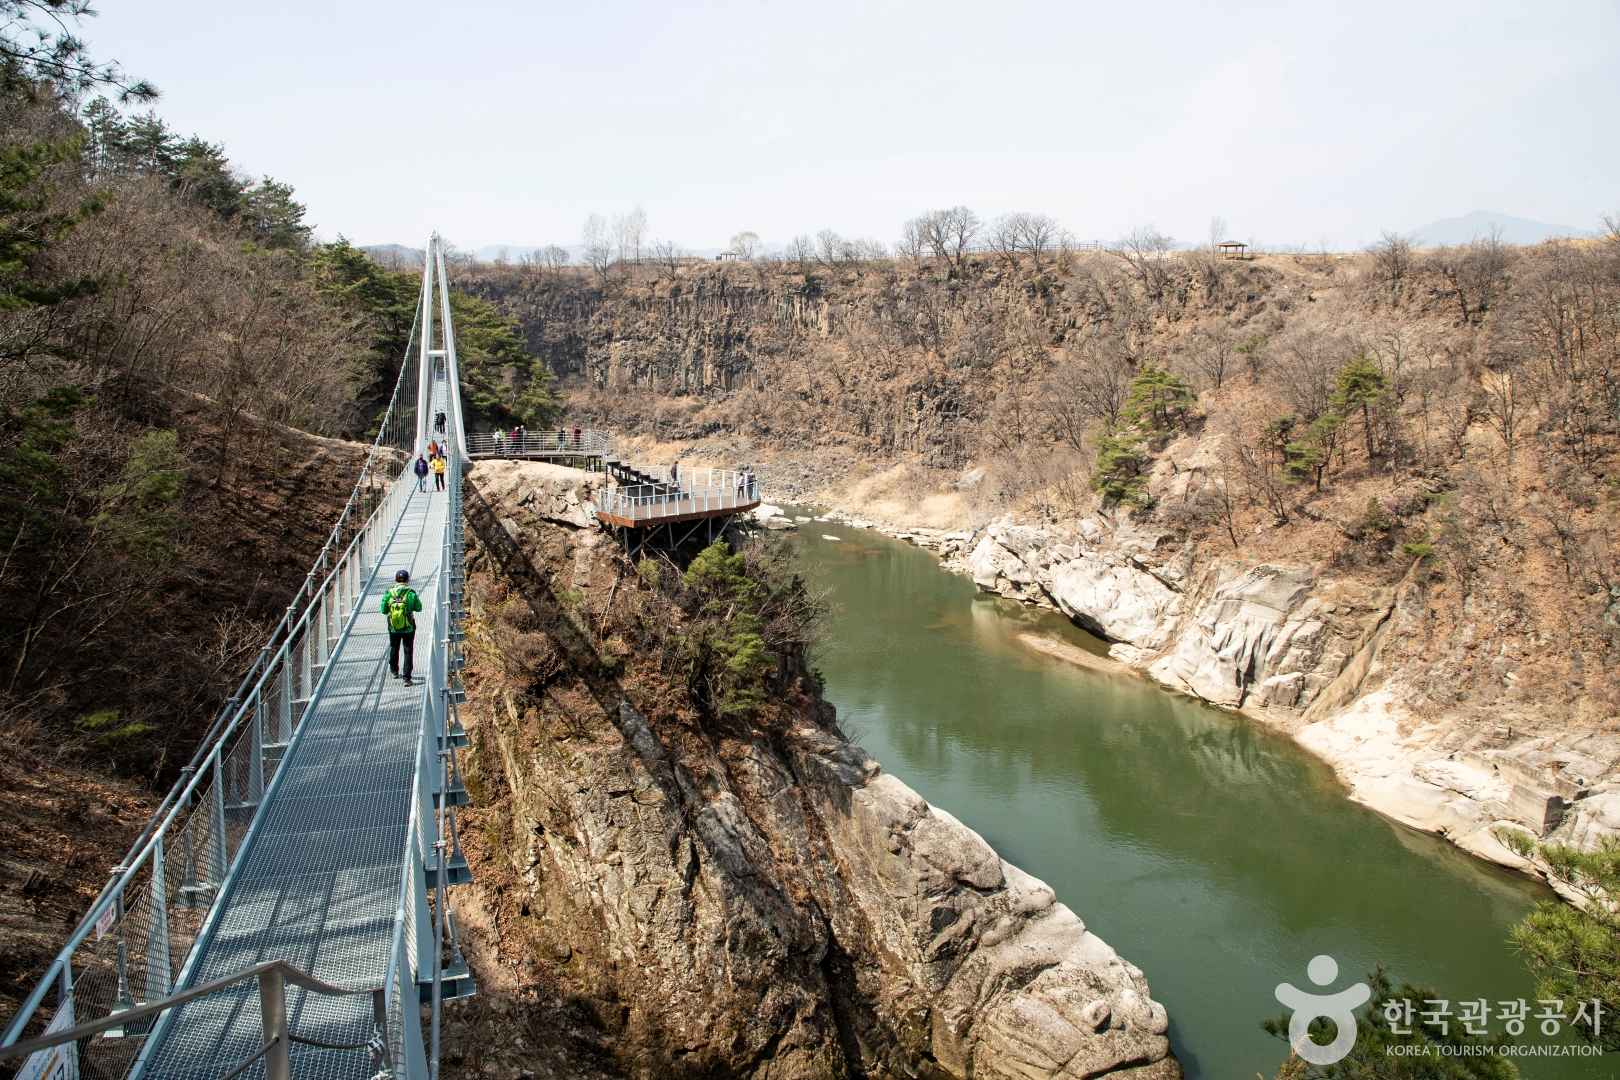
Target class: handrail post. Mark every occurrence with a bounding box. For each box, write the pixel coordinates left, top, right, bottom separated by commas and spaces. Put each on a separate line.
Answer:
258, 967, 290, 1080
210, 754, 228, 883
147, 835, 172, 997
248, 688, 265, 803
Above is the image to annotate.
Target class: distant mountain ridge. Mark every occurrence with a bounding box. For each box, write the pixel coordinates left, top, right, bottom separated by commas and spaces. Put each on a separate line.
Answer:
1405, 210, 1587, 247
361, 243, 423, 268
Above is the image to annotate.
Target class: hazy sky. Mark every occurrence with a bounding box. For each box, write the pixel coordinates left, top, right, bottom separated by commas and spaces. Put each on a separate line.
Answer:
84, 0, 1618, 252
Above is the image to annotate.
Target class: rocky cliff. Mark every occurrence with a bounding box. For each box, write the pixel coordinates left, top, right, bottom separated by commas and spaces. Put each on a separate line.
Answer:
891, 435, 1620, 887
443, 461, 1179, 1079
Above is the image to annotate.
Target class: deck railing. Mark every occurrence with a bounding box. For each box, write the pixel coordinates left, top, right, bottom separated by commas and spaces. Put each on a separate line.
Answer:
598, 468, 760, 521
465, 429, 612, 458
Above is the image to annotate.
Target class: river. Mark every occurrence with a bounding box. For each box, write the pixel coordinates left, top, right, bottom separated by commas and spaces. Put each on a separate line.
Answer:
787, 516, 1603, 1079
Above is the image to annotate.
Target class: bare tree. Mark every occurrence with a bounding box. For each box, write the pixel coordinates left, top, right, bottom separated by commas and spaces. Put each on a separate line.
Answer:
1369, 231, 1413, 303
988, 214, 1020, 269
1111, 226, 1174, 302
651, 240, 685, 279
917, 206, 979, 273
815, 229, 855, 268
1208, 216, 1228, 254
614, 205, 648, 264
540, 244, 570, 271
1429, 226, 1511, 323
897, 217, 926, 262
1036, 337, 1134, 449
988, 212, 1060, 271
787, 234, 815, 275
849, 237, 888, 263
582, 213, 612, 282
1183, 321, 1236, 389
1480, 366, 1522, 468
728, 230, 760, 260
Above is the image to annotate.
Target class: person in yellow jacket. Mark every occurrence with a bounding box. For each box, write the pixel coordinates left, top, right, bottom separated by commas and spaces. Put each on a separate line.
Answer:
431, 454, 447, 492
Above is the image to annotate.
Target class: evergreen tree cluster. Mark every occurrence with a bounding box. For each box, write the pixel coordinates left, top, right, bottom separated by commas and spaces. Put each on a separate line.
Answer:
1091, 364, 1197, 507
81, 98, 310, 250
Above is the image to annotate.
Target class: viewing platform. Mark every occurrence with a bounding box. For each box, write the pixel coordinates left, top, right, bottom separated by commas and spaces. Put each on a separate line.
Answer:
467, 429, 761, 551
595, 467, 760, 528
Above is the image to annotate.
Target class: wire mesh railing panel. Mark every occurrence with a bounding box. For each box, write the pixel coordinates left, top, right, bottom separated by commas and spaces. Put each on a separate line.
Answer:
465, 428, 612, 458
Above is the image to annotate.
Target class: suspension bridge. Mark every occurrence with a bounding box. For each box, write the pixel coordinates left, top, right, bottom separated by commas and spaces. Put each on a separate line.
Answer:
0, 234, 759, 1080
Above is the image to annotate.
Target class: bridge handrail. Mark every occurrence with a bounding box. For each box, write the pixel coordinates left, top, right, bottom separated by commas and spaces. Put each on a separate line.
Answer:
1, 303, 427, 1057
0, 961, 386, 1074
466, 429, 613, 458
379, 414, 462, 1077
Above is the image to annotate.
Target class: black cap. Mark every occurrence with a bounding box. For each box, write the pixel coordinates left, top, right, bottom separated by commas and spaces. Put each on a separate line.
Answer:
395, 570, 410, 582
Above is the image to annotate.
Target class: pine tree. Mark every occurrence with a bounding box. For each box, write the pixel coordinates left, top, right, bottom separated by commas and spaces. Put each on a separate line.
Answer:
1332, 355, 1388, 464
1498, 831, 1620, 1051
242, 177, 310, 251
1122, 364, 1197, 433
1267, 968, 1518, 1078
0, 133, 99, 315
0, 0, 156, 102
120, 111, 177, 176
1092, 429, 1150, 506
172, 137, 244, 220
80, 96, 127, 178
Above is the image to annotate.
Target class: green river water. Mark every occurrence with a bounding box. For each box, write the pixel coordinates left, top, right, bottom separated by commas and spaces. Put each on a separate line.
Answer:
787, 516, 1606, 1079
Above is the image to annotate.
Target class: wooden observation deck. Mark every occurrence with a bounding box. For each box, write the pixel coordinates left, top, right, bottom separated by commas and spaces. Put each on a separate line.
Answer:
467, 430, 760, 554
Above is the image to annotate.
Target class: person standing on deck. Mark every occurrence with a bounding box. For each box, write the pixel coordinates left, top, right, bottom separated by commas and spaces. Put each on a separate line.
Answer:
670, 458, 680, 485
432, 454, 447, 491
413, 454, 429, 492
382, 570, 424, 686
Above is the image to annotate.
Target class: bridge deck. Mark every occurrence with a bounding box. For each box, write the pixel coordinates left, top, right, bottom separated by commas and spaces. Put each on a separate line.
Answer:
139, 381, 452, 1080
594, 495, 761, 529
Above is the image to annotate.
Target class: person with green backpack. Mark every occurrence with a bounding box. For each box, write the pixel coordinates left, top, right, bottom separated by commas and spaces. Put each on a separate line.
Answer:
381, 569, 424, 686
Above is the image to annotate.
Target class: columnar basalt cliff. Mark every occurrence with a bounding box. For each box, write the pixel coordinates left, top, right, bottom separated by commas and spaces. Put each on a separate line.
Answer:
443, 461, 1179, 1079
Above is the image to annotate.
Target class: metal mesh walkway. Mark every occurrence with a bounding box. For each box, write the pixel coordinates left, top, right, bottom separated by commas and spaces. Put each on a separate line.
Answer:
137, 382, 453, 1080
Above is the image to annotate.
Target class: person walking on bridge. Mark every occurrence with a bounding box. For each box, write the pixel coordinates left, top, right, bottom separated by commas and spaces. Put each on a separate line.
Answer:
432, 453, 447, 492
382, 570, 424, 686
413, 454, 429, 492
434, 410, 446, 434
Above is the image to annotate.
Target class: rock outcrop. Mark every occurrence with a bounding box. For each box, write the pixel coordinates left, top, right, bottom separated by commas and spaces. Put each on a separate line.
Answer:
470, 458, 604, 528
450, 461, 1179, 1079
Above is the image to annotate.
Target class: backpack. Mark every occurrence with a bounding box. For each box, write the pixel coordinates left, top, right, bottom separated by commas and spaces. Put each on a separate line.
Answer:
386, 587, 416, 632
